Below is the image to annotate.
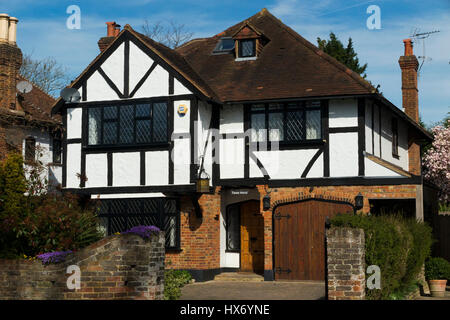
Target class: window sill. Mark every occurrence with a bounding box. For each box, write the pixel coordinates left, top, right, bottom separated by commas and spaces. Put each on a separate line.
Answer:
166, 247, 183, 253
83, 142, 170, 152
225, 250, 240, 253
235, 57, 257, 61
250, 139, 325, 150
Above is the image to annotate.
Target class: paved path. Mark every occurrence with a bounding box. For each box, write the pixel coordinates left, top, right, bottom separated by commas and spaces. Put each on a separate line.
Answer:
180, 280, 325, 300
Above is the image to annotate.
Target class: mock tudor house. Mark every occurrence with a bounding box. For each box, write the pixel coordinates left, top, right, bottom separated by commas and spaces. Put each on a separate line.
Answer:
0, 13, 62, 187
51, 9, 432, 281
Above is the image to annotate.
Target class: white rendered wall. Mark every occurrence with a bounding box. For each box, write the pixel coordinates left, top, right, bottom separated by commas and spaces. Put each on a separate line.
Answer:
329, 132, 359, 177
91, 193, 166, 199
86, 70, 119, 101
173, 138, 190, 184
129, 41, 154, 91
101, 42, 124, 93
112, 152, 140, 187
197, 100, 213, 185
380, 111, 409, 171
173, 78, 191, 95
67, 108, 82, 139
173, 100, 190, 133
329, 99, 358, 128
66, 143, 81, 188
365, 157, 402, 177
85, 153, 108, 187
220, 104, 244, 134
220, 138, 245, 179
145, 151, 169, 185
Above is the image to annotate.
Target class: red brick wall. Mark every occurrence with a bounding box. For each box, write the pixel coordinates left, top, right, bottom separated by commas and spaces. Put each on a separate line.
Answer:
256, 184, 419, 271
166, 188, 221, 271
0, 233, 165, 300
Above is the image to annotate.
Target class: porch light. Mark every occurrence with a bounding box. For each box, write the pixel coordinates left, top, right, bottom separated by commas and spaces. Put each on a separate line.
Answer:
196, 168, 210, 193
354, 193, 364, 211
263, 194, 271, 211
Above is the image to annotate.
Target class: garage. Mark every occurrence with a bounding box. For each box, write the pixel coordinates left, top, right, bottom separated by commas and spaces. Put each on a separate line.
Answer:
273, 199, 354, 281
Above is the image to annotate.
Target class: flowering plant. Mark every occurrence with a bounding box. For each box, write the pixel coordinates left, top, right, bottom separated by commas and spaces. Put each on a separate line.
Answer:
36, 250, 73, 265
121, 225, 161, 239
423, 121, 450, 204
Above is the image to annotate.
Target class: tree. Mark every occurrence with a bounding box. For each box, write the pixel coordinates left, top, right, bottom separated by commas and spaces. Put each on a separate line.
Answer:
19, 53, 70, 97
317, 32, 368, 78
142, 19, 194, 49
422, 120, 450, 205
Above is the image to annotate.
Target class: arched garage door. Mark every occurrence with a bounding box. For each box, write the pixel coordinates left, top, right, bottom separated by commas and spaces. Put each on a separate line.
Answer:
273, 199, 354, 281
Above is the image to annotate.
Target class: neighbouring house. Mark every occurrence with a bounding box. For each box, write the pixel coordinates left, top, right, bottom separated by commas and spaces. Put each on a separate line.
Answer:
51, 9, 433, 282
0, 13, 62, 188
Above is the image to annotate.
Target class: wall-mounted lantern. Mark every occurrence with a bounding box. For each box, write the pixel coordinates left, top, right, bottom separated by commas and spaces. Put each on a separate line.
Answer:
263, 194, 271, 211
354, 192, 364, 211
196, 168, 210, 193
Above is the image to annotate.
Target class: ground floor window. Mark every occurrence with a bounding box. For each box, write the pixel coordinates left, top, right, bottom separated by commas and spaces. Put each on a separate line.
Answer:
97, 198, 180, 249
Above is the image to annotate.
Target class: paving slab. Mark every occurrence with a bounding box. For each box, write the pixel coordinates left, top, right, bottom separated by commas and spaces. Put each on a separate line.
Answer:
180, 280, 325, 300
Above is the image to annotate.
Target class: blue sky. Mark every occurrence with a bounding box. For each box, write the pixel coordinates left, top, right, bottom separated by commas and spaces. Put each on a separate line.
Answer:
2, 0, 449, 125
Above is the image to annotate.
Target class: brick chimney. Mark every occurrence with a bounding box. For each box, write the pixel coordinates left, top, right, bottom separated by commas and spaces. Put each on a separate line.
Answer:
0, 14, 23, 110
399, 38, 421, 175
98, 22, 121, 52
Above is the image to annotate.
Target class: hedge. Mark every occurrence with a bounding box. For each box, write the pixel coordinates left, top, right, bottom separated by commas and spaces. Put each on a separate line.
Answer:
331, 213, 433, 300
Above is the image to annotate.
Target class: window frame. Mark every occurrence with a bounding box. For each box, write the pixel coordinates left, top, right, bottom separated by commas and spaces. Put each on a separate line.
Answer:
24, 136, 36, 162
238, 39, 256, 58
85, 99, 169, 149
97, 198, 181, 250
392, 117, 399, 158
52, 132, 62, 164
212, 37, 235, 54
247, 100, 324, 147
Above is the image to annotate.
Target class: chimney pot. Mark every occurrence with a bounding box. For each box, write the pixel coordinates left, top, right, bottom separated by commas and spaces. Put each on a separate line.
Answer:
8, 17, 18, 45
403, 38, 413, 56
0, 14, 9, 43
106, 21, 116, 37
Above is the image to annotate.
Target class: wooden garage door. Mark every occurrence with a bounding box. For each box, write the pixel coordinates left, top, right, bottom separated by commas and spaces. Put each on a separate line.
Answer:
274, 199, 353, 281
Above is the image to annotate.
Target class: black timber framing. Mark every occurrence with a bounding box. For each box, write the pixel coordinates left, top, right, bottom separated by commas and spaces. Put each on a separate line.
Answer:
64, 184, 197, 195
123, 40, 130, 98
140, 151, 145, 186
322, 100, 330, 177
107, 152, 113, 186
62, 108, 67, 188
97, 67, 124, 99
301, 148, 324, 178
190, 97, 198, 183
244, 104, 250, 179
129, 61, 158, 98
358, 98, 365, 176
211, 104, 220, 186
168, 99, 174, 185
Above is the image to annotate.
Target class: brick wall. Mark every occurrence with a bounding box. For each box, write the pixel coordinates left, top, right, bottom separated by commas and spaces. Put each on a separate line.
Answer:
257, 184, 418, 271
0, 233, 165, 300
326, 227, 365, 300
166, 190, 221, 272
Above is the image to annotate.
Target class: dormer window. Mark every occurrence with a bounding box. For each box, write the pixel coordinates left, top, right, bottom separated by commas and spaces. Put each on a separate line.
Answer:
239, 39, 256, 58
213, 37, 235, 54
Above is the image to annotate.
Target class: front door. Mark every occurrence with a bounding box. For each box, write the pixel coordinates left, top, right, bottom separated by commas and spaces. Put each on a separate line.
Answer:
240, 201, 264, 273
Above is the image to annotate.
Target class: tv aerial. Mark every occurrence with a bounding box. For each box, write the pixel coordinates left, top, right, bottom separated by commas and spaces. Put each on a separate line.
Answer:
410, 28, 440, 77
16, 80, 33, 94
60, 87, 81, 103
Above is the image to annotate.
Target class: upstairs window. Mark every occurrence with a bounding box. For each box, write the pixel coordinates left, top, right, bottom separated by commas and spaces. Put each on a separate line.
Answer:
52, 133, 62, 164
250, 101, 322, 143
238, 39, 256, 58
24, 137, 36, 162
87, 102, 168, 146
392, 118, 399, 158
213, 37, 235, 54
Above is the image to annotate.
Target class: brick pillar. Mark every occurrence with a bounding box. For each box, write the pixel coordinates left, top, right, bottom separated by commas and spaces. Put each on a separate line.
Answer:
257, 185, 273, 280
399, 38, 421, 175
327, 227, 365, 300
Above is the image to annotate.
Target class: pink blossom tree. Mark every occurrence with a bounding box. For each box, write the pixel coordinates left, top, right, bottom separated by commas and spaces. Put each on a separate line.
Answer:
423, 120, 450, 205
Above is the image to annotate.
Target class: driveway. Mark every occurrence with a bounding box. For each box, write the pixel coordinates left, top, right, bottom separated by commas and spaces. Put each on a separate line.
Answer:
180, 281, 325, 300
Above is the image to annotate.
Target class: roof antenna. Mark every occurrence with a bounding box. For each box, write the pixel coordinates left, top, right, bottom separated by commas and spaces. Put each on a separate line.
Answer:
410, 28, 440, 78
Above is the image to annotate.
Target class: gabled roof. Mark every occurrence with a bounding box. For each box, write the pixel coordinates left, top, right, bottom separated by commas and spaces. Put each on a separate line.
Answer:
176, 8, 376, 103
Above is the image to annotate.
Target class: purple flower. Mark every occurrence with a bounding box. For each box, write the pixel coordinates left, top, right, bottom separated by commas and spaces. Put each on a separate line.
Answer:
121, 225, 161, 239
37, 251, 73, 265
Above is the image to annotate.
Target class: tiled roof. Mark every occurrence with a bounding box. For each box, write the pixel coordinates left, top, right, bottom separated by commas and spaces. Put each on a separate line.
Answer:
175, 9, 376, 102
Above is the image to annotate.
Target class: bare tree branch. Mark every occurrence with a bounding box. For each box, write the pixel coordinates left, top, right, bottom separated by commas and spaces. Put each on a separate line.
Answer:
19, 53, 70, 97
142, 19, 194, 49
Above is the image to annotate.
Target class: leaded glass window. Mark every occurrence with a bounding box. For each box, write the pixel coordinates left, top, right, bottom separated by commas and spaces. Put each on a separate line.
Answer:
86, 101, 167, 146
249, 100, 322, 143
239, 39, 256, 58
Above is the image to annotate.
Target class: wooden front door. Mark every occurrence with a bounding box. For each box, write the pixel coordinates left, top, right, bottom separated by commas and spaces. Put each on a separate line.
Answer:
240, 201, 264, 273
274, 199, 353, 280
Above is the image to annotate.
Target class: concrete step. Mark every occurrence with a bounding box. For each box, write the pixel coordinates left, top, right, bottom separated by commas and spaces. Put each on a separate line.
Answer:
214, 272, 264, 282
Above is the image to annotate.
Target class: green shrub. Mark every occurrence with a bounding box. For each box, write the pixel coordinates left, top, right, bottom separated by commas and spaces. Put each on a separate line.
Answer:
164, 269, 192, 300
331, 213, 432, 300
21, 193, 103, 255
425, 257, 450, 281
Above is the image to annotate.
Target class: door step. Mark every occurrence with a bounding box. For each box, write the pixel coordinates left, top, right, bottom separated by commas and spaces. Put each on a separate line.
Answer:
214, 272, 264, 282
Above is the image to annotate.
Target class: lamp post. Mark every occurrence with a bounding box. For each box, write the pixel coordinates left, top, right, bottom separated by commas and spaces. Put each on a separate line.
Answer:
263, 194, 271, 211
354, 192, 364, 211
